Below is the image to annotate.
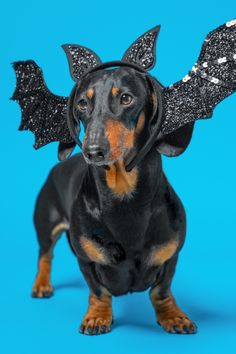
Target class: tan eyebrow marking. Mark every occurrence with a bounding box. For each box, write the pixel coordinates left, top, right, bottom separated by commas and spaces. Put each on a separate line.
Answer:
86, 88, 94, 99
111, 87, 121, 97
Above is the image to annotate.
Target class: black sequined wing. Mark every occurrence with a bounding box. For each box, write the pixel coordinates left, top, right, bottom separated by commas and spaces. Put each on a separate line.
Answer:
162, 19, 236, 134
11, 60, 73, 149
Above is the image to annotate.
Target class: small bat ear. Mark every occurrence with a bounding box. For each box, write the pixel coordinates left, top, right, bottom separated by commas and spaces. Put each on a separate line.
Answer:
121, 25, 161, 71
62, 44, 102, 81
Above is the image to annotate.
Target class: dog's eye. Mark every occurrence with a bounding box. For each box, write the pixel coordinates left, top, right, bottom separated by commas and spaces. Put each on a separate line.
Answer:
77, 99, 88, 111
120, 93, 133, 106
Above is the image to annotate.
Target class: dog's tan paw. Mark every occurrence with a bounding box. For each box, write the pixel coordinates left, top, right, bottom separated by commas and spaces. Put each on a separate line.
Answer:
158, 316, 197, 334
79, 316, 112, 335
79, 292, 113, 335
32, 280, 53, 298
32, 255, 53, 298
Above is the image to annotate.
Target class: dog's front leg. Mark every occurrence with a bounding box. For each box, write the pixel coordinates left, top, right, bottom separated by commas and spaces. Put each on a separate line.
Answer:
76, 259, 114, 335
149, 256, 197, 334
70, 233, 124, 335
79, 289, 113, 335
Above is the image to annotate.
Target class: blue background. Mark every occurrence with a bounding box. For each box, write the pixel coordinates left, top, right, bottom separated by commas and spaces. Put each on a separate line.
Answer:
1, 1, 236, 353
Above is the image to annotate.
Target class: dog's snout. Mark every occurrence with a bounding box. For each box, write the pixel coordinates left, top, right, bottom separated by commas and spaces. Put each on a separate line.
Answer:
84, 145, 108, 163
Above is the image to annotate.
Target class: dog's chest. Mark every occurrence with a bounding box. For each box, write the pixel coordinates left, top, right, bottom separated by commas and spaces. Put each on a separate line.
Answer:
96, 252, 161, 295
102, 201, 152, 251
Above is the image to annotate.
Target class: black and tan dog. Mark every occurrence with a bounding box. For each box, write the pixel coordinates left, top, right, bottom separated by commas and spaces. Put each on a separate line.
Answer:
32, 65, 197, 335
12, 20, 236, 336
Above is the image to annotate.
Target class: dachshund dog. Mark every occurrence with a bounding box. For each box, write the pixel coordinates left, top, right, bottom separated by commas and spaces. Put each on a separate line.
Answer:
32, 66, 197, 335
13, 20, 236, 336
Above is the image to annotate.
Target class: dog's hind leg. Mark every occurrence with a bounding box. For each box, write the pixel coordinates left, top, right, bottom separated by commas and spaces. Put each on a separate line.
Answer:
32, 180, 69, 298
149, 256, 197, 334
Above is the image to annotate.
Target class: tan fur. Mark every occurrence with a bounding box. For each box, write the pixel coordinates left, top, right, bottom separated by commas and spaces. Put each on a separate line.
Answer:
80, 236, 107, 264
86, 88, 94, 99
105, 119, 135, 161
104, 112, 145, 197
111, 86, 120, 97
135, 112, 145, 135
80, 292, 112, 334
105, 160, 138, 197
32, 255, 53, 297
32, 222, 70, 297
51, 222, 69, 238
148, 240, 178, 266
150, 290, 196, 333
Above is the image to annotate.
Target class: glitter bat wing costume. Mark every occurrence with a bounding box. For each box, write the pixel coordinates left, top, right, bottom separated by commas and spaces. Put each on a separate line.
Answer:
12, 19, 236, 166
11, 60, 73, 149
162, 19, 236, 135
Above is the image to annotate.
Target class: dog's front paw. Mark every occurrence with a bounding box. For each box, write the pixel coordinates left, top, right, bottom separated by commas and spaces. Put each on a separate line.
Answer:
151, 292, 197, 335
79, 315, 112, 335
79, 292, 113, 335
158, 316, 197, 334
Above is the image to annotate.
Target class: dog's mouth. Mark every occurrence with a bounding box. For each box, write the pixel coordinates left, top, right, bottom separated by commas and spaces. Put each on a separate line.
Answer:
82, 153, 122, 168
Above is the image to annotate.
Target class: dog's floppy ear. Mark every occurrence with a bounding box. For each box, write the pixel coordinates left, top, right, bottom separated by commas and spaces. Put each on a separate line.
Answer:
144, 76, 195, 158
156, 122, 195, 157
58, 141, 76, 161
62, 44, 102, 81
122, 25, 161, 71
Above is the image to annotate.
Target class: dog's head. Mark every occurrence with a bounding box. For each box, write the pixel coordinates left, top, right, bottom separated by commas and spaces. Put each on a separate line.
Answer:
70, 67, 159, 168
60, 26, 194, 170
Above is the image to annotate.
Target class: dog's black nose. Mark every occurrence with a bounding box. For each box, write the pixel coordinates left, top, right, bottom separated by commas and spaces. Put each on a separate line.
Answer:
84, 145, 108, 163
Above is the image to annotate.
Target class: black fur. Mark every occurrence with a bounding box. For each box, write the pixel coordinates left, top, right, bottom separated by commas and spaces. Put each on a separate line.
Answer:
33, 66, 193, 333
